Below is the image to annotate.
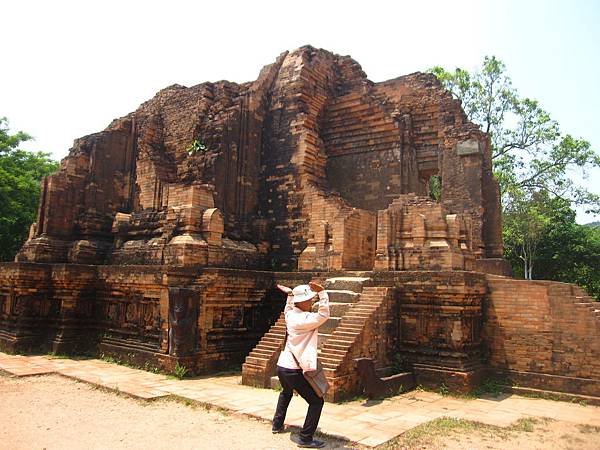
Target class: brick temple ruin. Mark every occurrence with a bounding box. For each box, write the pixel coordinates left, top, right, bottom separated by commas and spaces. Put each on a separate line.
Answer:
1, 46, 599, 402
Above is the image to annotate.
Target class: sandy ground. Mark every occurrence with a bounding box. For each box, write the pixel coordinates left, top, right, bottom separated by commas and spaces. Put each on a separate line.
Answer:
0, 374, 349, 450
1, 374, 599, 450
391, 416, 600, 450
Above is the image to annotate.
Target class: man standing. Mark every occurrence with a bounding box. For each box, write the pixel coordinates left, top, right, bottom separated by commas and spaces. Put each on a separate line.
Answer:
272, 281, 329, 449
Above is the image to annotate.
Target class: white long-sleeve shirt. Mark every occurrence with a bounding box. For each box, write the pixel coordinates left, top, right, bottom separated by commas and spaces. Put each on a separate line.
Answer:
276, 290, 330, 372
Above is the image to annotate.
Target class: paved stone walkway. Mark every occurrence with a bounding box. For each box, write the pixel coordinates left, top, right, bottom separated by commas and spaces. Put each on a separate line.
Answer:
1, 352, 599, 448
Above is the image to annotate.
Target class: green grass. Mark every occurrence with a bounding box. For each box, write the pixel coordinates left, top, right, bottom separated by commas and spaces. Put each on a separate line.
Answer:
99, 353, 160, 374
577, 424, 600, 433
470, 377, 509, 397
509, 417, 542, 432
46, 351, 71, 359
380, 416, 550, 449
172, 362, 188, 380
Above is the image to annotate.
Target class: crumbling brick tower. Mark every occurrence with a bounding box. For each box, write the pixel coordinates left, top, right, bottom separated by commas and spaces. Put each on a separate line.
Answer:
1, 46, 599, 402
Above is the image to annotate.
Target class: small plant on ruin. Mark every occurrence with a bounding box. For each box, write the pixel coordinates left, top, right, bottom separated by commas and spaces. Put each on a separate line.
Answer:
391, 353, 408, 373
186, 139, 207, 155
438, 383, 450, 396
428, 175, 442, 201
471, 377, 508, 397
173, 362, 189, 379
47, 351, 70, 359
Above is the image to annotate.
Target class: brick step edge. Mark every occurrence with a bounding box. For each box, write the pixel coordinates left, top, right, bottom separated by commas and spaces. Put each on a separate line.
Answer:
503, 385, 600, 407
318, 287, 391, 376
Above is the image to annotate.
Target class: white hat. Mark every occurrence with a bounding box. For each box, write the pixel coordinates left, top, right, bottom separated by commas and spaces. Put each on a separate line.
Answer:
291, 284, 318, 303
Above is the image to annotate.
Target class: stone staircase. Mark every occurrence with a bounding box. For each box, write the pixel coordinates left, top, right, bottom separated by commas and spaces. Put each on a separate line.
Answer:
241, 275, 414, 401
241, 276, 370, 390
547, 283, 600, 334
269, 277, 368, 390
241, 314, 287, 388
319, 285, 412, 401
572, 286, 600, 322
486, 277, 600, 396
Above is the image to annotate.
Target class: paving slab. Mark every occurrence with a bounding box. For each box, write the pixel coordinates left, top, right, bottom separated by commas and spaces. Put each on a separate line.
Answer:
1, 352, 599, 448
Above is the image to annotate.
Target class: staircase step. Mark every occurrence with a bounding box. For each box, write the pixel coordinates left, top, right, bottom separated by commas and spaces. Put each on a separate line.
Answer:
341, 316, 369, 323
319, 317, 342, 334
245, 356, 269, 366
326, 290, 361, 303
334, 330, 361, 338
319, 348, 346, 356
343, 312, 372, 319
254, 343, 280, 352
262, 336, 285, 344
252, 347, 276, 356
323, 341, 354, 350
318, 333, 332, 349
329, 302, 354, 316
325, 277, 371, 292
322, 361, 339, 370
343, 311, 370, 317
321, 341, 352, 350
338, 324, 364, 331
320, 356, 343, 366
350, 303, 378, 310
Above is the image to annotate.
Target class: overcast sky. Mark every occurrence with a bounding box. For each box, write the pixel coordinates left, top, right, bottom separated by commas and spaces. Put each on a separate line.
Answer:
2, 0, 599, 223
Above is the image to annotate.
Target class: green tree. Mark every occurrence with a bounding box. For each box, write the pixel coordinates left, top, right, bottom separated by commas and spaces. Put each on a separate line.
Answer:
503, 192, 551, 280
430, 57, 600, 211
431, 57, 600, 294
0, 117, 58, 261
504, 193, 600, 298
534, 203, 600, 300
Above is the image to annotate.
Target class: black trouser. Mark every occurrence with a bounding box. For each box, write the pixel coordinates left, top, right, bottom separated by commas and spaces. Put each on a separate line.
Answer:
272, 366, 324, 442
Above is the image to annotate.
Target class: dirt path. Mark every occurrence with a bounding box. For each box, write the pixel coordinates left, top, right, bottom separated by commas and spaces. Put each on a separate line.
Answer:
1, 374, 599, 450
0, 374, 349, 450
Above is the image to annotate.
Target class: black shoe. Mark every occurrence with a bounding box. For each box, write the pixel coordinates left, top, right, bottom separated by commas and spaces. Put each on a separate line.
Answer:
272, 426, 284, 434
298, 439, 325, 448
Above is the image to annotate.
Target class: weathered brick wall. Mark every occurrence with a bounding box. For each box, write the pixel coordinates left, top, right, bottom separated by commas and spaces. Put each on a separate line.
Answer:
0, 263, 56, 352
374, 194, 476, 271
374, 74, 503, 259
322, 92, 414, 211
0, 263, 283, 375
13, 46, 503, 271
483, 277, 600, 396
298, 189, 376, 271
371, 271, 487, 392
258, 48, 339, 268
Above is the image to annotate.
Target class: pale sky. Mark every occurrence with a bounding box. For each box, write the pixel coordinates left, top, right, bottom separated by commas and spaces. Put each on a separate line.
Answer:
2, 0, 599, 223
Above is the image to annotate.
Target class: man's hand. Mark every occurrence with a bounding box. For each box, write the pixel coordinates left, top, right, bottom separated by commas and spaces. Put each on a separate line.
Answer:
309, 281, 324, 293
276, 284, 293, 295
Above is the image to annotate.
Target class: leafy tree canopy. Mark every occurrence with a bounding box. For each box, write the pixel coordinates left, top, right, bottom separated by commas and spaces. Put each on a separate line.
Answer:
504, 193, 600, 298
431, 59, 599, 297
0, 117, 59, 261
430, 57, 600, 213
